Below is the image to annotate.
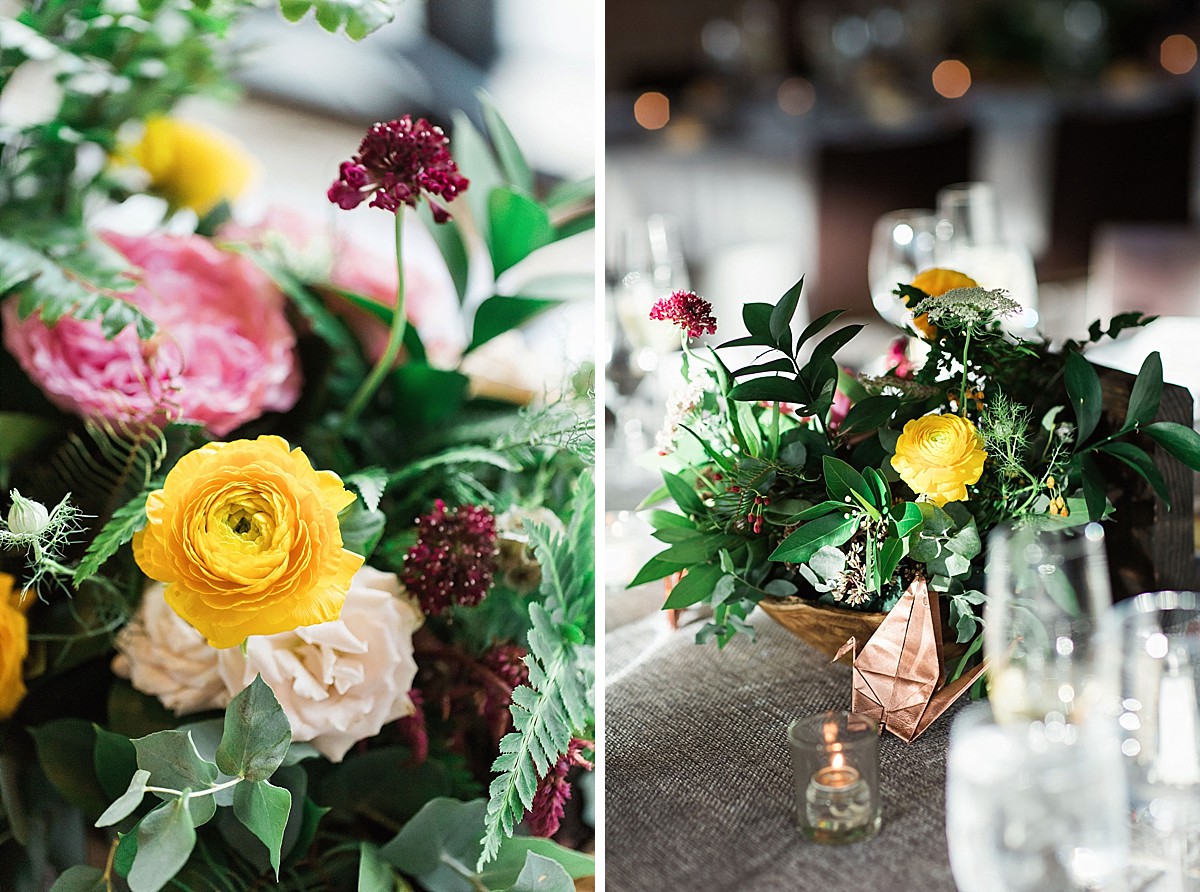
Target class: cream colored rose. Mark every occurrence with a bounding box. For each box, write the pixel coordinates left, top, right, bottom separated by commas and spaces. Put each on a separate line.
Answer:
112, 582, 228, 716
215, 566, 422, 762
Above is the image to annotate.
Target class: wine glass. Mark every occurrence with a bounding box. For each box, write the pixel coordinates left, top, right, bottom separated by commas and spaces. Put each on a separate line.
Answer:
984, 523, 1113, 724
934, 182, 1040, 333
612, 213, 691, 359
946, 703, 1130, 892
868, 208, 937, 328
1099, 591, 1200, 890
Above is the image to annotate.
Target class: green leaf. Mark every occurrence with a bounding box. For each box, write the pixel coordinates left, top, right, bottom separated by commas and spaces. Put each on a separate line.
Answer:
505, 852, 576, 892
653, 533, 740, 564
379, 798, 487, 890
451, 111, 503, 242
390, 364, 470, 425
133, 730, 218, 825
727, 376, 804, 404
769, 277, 804, 346
662, 471, 706, 516
628, 556, 687, 588
795, 309, 845, 353
344, 468, 388, 513
31, 720, 109, 816
339, 499, 387, 561
468, 295, 562, 353
94, 725, 138, 801
48, 866, 108, 892
415, 203, 469, 303
73, 489, 149, 585
822, 456, 875, 511
359, 842, 398, 892
96, 769, 150, 828
215, 675, 292, 783
839, 395, 901, 436
890, 502, 924, 538
127, 798, 196, 892
732, 358, 794, 377
275, 0, 396, 38
232, 779, 292, 878
645, 509, 696, 530
786, 500, 846, 523
769, 512, 860, 563
479, 92, 534, 195
877, 537, 905, 583
863, 467, 890, 508
488, 188, 556, 277
1099, 442, 1170, 506
805, 324, 863, 373
662, 564, 724, 609
1143, 421, 1200, 471
546, 176, 595, 211
1123, 351, 1163, 431
1064, 351, 1102, 445
481, 837, 594, 889
1080, 453, 1107, 522
741, 302, 774, 341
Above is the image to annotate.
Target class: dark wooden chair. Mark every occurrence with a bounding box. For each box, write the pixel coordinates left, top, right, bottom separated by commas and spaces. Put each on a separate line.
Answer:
813, 120, 974, 317
1040, 93, 1196, 282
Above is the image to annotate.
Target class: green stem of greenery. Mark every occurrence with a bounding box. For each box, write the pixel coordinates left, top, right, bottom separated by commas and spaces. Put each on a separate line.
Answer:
440, 854, 487, 892
340, 207, 407, 429
959, 328, 972, 417
145, 777, 242, 800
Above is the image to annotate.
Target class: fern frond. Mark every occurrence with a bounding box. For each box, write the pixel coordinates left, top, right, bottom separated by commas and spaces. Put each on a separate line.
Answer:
478, 473, 595, 868
0, 232, 154, 340
47, 419, 168, 514
73, 490, 150, 585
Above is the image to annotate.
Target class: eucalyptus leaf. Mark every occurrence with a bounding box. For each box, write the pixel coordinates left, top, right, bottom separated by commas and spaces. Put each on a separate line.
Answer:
215, 675, 292, 783
378, 798, 487, 892
47, 866, 107, 892
480, 837, 594, 889
505, 852, 575, 892
127, 798, 196, 892
95, 769, 150, 828
232, 779, 292, 878
359, 841, 398, 892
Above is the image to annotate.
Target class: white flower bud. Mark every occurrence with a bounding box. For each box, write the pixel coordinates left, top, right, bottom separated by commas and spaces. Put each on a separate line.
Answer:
7, 491, 49, 536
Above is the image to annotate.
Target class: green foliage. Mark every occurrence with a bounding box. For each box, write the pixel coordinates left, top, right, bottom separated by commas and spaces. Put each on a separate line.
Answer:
276, 0, 399, 39
469, 296, 564, 353
215, 676, 292, 783
232, 779, 292, 877
506, 853, 575, 892
73, 490, 149, 585
128, 798, 195, 892
479, 482, 595, 868
47, 866, 107, 892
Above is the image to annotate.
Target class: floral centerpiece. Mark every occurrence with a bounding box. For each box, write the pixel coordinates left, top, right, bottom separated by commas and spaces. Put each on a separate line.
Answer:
0, 3, 595, 891
634, 273, 1200, 675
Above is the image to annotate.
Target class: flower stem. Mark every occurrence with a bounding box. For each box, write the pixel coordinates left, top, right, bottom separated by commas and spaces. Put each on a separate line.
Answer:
340, 207, 407, 429
958, 328, 972, 417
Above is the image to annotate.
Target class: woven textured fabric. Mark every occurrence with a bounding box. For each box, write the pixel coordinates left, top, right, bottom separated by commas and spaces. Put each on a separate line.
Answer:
605, 608, 961, 892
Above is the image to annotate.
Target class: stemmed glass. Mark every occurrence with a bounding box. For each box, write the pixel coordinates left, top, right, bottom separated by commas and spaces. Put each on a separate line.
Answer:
946, 703, 1130, 892
984, 523, 1113, 724
1099, 591, 1200, 890
868, 208, 937, 328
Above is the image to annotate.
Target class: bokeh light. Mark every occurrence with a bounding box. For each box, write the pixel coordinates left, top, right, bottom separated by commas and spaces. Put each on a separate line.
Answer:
777, 77, 816, 116
932, 59, 971, 99
634, 91, 670, 130
1160, 34, 1198, 75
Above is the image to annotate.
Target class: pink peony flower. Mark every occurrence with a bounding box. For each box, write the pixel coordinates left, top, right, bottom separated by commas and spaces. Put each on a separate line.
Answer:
2, 233, 300, 437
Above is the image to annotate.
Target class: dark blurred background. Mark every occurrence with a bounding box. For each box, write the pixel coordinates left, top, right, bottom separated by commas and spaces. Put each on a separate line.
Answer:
606, 0, 1200, 326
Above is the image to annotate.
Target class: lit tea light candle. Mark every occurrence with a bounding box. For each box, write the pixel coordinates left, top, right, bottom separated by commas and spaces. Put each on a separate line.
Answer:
789, 712, 881, 844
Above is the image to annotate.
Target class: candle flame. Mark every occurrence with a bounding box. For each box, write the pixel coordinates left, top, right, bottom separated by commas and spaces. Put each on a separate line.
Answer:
823, 719, 838, 744
831, 752, 845, 770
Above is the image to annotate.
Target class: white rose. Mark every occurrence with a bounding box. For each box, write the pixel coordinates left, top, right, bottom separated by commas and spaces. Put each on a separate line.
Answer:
113, 582, 228, 716
216, 566, 423, 762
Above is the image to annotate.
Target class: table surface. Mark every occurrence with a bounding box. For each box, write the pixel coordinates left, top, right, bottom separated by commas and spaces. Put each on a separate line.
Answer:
604, 607, 964, 892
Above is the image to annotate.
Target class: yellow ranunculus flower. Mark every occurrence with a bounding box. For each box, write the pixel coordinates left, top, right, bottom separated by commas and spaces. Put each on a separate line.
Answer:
891, 413, 986, 507
130, 117, 256, 216
133, 436, 364, 649
906, 268, 979, 340
0, 573, 29, 720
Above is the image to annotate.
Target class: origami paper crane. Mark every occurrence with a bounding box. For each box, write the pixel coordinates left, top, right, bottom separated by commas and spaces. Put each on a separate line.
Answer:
833, 577, 986, 742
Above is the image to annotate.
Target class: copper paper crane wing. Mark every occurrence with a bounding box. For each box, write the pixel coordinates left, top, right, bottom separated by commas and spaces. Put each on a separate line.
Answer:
833, 577, 985, 742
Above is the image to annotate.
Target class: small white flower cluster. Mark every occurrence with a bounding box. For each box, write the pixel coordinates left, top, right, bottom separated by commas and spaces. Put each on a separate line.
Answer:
654, 378, 707, 455
920, 287, 1021, 330
114, 566, 422, 762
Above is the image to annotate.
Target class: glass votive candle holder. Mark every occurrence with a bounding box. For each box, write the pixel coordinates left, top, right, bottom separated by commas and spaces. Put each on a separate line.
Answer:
788, 710, 882, 844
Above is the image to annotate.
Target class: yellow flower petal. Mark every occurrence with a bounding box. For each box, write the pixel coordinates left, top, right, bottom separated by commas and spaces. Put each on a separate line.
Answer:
134, 436, 362, 648
0, 573, 28, 720
891, 413, 986, 506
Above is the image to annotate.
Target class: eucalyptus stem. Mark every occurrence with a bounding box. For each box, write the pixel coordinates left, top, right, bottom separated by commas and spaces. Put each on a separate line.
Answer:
144, 776, 242, 800
340, 207, 407, 429
959, 328, 972, 417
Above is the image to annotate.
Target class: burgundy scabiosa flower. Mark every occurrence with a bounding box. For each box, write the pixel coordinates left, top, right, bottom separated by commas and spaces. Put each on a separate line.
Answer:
527, 737, 594, 838
327, 116, 469, 222
649, 290, 717, 339
402, 500, 498, 615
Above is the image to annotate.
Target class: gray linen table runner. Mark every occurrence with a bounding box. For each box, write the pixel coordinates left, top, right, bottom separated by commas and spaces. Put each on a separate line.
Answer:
605, 608, 961, 892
